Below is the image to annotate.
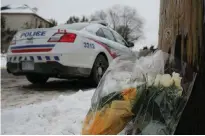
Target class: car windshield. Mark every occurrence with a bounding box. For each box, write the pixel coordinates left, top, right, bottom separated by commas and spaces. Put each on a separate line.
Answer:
53, 23, 89, 30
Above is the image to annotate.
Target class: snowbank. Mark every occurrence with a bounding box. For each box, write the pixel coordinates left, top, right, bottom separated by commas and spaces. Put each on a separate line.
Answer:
1, 90, 94, 135
1, 54, 7, 69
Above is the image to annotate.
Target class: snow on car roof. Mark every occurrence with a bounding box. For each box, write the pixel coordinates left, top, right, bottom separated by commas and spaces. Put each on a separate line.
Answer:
54, 22, 108, 31
53, 23, 90, 30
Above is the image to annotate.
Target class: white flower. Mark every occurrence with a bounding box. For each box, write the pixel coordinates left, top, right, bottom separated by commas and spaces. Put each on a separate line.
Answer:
177, 90, 183, 96
172, 72, 182, 89
154, 74, 162, 87
160, 74, 173, 87
147, 75, 155, 87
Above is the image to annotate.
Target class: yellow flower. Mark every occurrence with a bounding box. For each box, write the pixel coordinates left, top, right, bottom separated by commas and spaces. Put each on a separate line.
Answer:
160, 74, 173, 87
172, 72, 182, 89
154, 74, 162, 87
121, 88, 137, 101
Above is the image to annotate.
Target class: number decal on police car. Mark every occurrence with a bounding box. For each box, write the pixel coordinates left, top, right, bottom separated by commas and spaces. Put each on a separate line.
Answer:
84, 42, 95, 49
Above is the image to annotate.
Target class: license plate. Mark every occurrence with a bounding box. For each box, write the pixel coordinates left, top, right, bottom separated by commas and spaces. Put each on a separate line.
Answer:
22, 61, 34, 71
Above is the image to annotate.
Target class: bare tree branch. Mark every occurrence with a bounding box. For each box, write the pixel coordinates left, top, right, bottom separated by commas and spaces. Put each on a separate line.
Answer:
90, 5, 144, 42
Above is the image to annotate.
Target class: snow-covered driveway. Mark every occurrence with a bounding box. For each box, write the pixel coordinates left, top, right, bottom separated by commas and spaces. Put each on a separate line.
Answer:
1, 69, 94, 109
1, 63, 95, 134
1, 90, 94, 135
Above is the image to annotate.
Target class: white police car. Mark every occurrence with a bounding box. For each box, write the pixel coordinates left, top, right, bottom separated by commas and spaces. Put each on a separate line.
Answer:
7, 21, 134, 85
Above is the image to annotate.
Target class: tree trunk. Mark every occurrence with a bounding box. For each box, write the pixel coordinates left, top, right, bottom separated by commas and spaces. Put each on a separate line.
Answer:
158, 0, 205, 134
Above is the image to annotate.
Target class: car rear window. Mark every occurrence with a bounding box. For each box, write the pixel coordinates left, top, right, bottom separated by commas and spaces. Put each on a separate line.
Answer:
53, 23, 89, 30
96, 28, 105, 38
102, 28, 116, 42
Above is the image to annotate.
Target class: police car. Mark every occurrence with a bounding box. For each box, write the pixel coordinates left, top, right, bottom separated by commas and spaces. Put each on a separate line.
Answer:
6, 21, 134, 85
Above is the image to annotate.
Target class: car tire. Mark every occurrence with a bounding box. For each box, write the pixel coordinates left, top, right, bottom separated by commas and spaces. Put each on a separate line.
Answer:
91, 54, 109, 86
26, 74, 49, 85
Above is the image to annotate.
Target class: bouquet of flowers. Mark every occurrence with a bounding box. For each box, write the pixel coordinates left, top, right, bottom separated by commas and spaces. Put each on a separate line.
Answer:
81, 50, 196, 135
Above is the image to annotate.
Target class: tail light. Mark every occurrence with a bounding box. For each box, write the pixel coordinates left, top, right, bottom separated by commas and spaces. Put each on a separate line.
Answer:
48, 33, 76, 43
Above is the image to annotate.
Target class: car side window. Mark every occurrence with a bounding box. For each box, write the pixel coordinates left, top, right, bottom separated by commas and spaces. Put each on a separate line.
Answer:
102, 28, 116, 42
96, 28, 105, 38
112, 31, 127, 46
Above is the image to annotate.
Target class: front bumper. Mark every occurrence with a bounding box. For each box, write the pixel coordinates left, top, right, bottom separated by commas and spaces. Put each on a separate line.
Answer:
7, 62, 91, 78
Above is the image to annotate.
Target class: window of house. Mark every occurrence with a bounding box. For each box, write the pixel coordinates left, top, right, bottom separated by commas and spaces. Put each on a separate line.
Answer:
35, 18, 38, 28
38, 21, 43, 28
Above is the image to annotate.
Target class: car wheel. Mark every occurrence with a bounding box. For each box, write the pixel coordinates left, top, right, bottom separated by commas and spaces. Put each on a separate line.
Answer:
91, 54, 109, 86
26, 74, 49, 84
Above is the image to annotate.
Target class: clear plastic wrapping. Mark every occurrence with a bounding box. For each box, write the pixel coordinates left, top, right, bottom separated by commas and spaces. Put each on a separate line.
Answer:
82, 50, 196, 135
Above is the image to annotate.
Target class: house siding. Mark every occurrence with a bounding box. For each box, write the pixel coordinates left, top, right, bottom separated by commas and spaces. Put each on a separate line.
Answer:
2, 13, 51, 31
31, 14, 50, 28
2, 14, 33, 31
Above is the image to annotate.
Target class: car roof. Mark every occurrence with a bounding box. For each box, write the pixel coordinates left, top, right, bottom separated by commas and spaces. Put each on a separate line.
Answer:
53, 22, 109, 30
53, 22, 90, 30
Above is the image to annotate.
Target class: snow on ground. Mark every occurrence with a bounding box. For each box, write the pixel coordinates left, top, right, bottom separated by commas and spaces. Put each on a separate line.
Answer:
1, 54, 7, 69
1, 89, 94, 135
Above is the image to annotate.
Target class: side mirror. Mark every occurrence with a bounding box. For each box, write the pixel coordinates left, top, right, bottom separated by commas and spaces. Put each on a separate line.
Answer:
126, 42, 134, 48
